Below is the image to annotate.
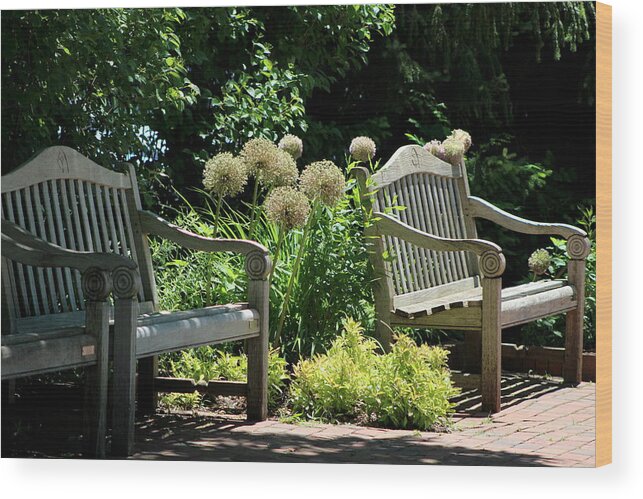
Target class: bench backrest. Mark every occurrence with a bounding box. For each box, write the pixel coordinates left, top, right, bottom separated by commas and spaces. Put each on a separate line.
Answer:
359, 145, 480, 303
1, 146, 157, 329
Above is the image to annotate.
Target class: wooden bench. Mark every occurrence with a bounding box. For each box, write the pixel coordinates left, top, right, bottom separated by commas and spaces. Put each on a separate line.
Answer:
2, 222, 137, 457
353, 145, 590, 413
1, 146, 271, 456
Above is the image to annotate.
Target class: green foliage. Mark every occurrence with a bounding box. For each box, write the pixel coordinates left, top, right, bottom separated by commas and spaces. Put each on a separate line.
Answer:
279, 188, 375, 357
289, 319, 459, 430
521, 206, 596, 348
1, 9, 198, 176
151, 180, 374, 361
303, 2, 595, 166
3, 4, 595, 213
155, 5, 396, 191
160, 348, 289, 411
466, 135, 553, 215
399, 2, 594, 126
150, 206, 247, 311
204, 47, 306, 150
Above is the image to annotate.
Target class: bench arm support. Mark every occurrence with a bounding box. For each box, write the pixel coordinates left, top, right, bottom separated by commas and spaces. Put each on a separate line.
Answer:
372, 212, 506, 278
1, 220, 137, 274
468, 196, 586, 239
467, 196, 591, 263
138, 210, 271, 279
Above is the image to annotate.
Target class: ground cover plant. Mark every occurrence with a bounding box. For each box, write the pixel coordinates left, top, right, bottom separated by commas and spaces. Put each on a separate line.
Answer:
288, 319, 459, 430
159, 349, 289, 411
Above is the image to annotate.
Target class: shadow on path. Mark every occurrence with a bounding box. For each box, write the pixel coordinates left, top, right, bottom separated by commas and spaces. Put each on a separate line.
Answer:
452, 372, 567, 413
2, 373, 588, 466
133, 414, 561, 466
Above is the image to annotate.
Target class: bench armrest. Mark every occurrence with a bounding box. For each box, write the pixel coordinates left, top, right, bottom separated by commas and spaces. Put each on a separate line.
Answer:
468, 196, 586, 239
138, 211, 271, 279
372, 212, 505, 278
1, 220, 137, 274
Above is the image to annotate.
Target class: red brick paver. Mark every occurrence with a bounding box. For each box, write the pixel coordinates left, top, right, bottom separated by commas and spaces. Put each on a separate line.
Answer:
132, 378, 596, 467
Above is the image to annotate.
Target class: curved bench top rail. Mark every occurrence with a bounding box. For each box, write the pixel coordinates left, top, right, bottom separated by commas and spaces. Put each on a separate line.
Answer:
2, 146, 132, 193
370, 145, 462, 188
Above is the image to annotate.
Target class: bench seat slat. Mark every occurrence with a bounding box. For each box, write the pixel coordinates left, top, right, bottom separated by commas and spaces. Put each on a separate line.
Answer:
135, 308, 260, 357
1, 330, 96, 379
11, 303, 251, 333
394, 279, 571, 318
4, 303, 258, 377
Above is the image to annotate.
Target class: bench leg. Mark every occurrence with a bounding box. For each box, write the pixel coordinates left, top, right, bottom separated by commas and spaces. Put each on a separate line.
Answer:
375, 318, 394, 353
137, 356, 158, 414
481, 277, 502, 414
111, 297, 137, 457
83, 300, 109, 458
564, 259, 586, 384
247, 278, 269, 421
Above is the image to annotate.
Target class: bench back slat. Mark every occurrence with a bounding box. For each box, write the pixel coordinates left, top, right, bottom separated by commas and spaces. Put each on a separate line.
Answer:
38, 181, 72, 312
28, 184, 59, 312
22, 186, 52, 314
367, 145, 478, 299
2, 147, 156, 323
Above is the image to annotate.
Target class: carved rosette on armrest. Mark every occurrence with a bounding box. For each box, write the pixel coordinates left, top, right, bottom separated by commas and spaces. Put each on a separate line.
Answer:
245, 250, 272, 280
112, 266, 142, 299
566, 234, 591, 261
82, 268, 113, 302
479, 250, 506, 279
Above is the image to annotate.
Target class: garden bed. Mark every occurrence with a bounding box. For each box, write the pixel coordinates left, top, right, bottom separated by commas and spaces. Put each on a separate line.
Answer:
446, 342, 596, 382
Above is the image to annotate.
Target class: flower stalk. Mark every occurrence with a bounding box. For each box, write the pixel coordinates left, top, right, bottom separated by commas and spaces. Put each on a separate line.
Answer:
269, 224, 286, 284
248, 180, 261, 238
213, 194, 223, 236
273, 203, 317, 347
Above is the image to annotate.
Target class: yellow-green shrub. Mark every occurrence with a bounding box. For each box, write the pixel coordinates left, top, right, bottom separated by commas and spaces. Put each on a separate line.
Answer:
289, 319, 459, 430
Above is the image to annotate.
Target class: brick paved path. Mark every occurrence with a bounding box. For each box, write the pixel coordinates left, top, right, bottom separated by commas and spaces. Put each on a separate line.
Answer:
133, 376, 595, 467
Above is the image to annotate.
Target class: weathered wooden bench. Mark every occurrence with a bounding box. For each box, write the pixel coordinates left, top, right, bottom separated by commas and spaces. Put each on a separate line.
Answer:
1, 146, 271, 456
353, 145, 590, 413
2, 222, 137, 457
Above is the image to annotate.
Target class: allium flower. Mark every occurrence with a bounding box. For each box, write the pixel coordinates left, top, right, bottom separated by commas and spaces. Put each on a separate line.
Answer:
528, 248, 551, 276
441, 138, 466, 166
241, 138, 280, 180
423, 139, 446, 159
203, 153, 248, 197
349, 136, 377, 162
299, 160, 346, 207
261, 149, 299, 188
278, 134, 303, 160
448, 129, 473, 152
264, 186, 310, 230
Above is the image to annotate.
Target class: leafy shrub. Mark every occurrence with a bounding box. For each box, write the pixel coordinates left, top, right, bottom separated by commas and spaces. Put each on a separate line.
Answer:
367, 335, 459, 429
281, 187, 375, 356
289, 319, 459, 430
160, 348, 289, 411
521, 206, 596, 349
151, 184, 374, 360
